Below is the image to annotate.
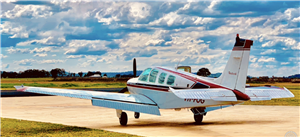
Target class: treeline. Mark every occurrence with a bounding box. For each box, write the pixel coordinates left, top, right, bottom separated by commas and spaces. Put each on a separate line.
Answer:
0, 68, 103, 79
247, 76, 300, 83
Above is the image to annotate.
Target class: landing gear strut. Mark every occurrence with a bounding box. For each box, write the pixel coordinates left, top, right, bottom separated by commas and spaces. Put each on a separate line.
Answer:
134, 112, 140, 119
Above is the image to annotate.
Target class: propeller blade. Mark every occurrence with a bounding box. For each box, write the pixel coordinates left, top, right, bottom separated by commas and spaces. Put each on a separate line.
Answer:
133, 58, 136, 77
118, 87, 128, 93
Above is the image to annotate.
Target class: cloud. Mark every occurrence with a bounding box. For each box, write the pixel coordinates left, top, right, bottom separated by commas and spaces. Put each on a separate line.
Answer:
0, 22, 29, 38
17, 36, 66, 46
34, 53, 47, 57
39, 59, 64, 64
257, 56, 276, 62
4, 64, 9, 69
14, 59, 34, 66
66, 55, 85, 59
249, 55, 257, 63
7, 47, 30, 54
64, 40, 111, 55
30, 47, 54, 53
13, 59, 64, 66
260, 49, 276, 55
0, 54, 8, 59
2, 5, 53, 19
281, 62, 290, 65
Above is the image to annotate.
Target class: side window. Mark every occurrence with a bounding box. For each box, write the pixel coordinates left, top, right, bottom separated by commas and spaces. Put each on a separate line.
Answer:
138, 68, 152, 82
167, 75, 176, 85
158, 73, 167, 84
149, 69, 159, 83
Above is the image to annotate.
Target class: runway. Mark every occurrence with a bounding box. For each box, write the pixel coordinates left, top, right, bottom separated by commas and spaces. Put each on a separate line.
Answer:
1, 96, 299, 137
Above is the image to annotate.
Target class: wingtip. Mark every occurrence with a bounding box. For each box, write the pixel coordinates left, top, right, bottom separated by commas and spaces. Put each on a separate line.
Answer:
14, 85, 27, 92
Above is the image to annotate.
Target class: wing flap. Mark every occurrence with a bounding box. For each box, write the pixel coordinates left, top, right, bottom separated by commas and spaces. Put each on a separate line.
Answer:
14, 86, 159, 115
245, 86, 294, 101
92, 99, 160, 115
169, 88, 237, 101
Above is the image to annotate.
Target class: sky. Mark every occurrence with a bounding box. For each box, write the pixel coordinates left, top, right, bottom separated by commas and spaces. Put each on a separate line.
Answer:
0, 0, 299, 77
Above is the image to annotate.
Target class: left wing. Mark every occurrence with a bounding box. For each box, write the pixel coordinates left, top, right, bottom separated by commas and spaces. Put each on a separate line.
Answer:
245, 86, 294, 101
14, 86, 160, 115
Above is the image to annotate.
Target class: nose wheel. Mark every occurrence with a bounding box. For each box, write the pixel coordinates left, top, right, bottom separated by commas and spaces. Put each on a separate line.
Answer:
134, 112, 140, 119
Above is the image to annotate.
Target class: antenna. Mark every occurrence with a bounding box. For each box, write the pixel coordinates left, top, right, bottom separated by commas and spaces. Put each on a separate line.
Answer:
175, 60, 181, 70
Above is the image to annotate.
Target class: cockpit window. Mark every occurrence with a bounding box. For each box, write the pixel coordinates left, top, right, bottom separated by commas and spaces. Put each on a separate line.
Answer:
167, 75, 176, 85
138, 68, 152, 81
158, 73, 167, 84
149, 69, 159, 83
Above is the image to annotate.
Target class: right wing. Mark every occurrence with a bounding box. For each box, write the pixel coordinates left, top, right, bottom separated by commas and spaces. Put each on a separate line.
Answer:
245, 86, 294, 101
14, 86, 160, 115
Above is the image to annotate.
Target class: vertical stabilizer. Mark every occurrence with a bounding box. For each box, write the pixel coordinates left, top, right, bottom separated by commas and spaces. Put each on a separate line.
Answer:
214, 34, 253, 93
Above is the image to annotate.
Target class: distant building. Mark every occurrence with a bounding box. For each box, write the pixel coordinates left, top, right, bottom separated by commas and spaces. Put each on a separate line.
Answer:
89, 74, 102, 78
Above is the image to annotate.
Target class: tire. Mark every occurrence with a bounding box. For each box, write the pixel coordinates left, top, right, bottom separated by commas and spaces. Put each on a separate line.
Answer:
119, 112, 128, 126
194, 114, 203, 125
134, 112, 140, 119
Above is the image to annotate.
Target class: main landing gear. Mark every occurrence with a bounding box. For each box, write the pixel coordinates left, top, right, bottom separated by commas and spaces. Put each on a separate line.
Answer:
191, 107, 206, 125
116, 110, 141, 126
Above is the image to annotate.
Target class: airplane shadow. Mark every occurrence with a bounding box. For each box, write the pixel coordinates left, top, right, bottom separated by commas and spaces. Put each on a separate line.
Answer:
104, 119, 278, 128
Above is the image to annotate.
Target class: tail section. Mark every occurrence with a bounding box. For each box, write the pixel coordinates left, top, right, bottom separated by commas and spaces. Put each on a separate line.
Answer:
214, 34, 253, 93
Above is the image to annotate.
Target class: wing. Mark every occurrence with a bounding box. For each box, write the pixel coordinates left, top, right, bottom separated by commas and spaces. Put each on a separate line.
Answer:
245, 86, 294, 101
14, 86, 160, 115
169, 87, 237, 101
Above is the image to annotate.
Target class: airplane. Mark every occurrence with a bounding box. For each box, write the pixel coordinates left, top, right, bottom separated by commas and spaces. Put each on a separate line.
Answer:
15, 34, 294, 126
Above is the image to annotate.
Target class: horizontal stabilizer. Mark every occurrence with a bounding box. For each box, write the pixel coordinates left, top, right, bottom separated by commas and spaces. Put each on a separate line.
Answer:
169, 87, 237, 101
14, 86, 160, 115
245, 86, 294, 101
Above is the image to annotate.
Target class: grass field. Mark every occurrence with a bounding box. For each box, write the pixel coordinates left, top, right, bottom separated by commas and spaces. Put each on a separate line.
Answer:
1, 78, 127, 90
1, 118, 139, 137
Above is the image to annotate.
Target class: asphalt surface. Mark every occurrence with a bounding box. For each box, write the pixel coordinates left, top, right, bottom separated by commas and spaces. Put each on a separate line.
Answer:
1, 96, 299, 137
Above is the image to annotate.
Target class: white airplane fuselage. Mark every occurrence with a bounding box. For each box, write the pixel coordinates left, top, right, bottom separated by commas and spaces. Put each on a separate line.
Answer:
127, 66, 243, 109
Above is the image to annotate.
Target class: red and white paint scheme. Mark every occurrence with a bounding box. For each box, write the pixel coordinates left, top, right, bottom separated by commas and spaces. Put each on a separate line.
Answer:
15, 34, 294, 126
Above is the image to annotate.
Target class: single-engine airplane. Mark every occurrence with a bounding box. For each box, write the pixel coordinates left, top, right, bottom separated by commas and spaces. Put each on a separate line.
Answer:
15, 34, 294, 126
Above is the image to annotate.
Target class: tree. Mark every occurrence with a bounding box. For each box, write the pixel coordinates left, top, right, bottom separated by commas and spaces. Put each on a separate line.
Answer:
86, 71, 94, 77
50, 68, 64, 80
115, 74, 121, 78
197, 68, 211, 77
78, 72, 83, 77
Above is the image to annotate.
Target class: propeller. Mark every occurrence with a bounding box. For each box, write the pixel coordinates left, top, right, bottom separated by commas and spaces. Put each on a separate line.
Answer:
133, 58, 136, 77
118, 58, 137, 93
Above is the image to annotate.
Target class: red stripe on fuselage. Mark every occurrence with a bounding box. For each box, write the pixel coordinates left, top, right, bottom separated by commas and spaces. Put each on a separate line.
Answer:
127, 83, 169, 92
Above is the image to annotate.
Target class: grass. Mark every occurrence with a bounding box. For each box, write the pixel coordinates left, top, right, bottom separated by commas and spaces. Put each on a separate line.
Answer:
1, 118, 139, 137
1, 78, 127, 90
243, 83, 300, 106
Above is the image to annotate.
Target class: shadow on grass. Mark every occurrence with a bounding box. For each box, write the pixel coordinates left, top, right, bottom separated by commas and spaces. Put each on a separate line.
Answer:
16, 126, 94, 135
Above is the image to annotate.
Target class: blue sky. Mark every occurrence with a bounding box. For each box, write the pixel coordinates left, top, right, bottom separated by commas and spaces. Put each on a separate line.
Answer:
1, 0, 299, 77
